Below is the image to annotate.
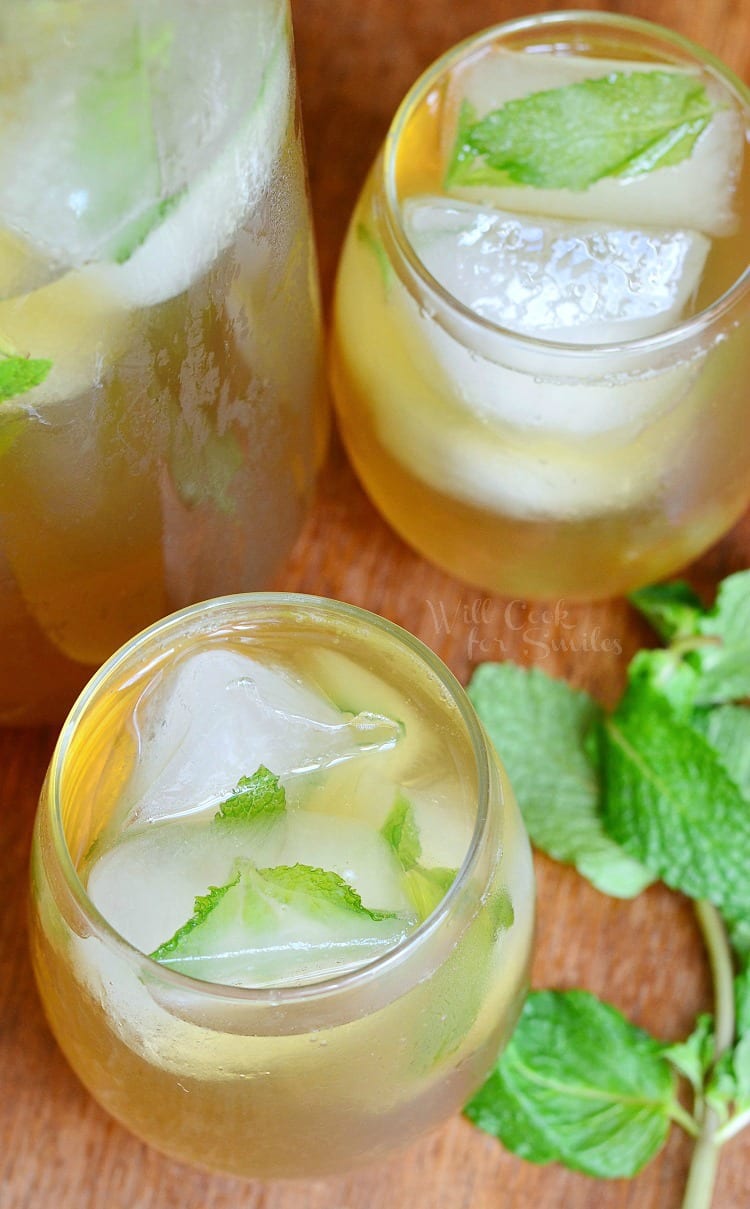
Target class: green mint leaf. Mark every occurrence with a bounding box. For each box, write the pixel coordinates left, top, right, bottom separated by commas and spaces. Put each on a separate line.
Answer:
691, 705, 750, 799
76, 23, 174, 263
663, 1014, 714, 1094
691, 571, 750, 704
381, 791, 458, 921
0, 355, 52, 403
465, 989, 676, 1178
214, 766, 286, 822
706, 1050, 740, 1119
112, 191, 184, 264
727, 914, 750, 965
256, 864, 398, 922
446, 71, 714, 192
151, 860, 400, 973
468, 663, 652, 898
150, 871, 242, 962
736, 968, 750, 1034
626, 648, 701, 718
629, 581, 703, 642
600, 685, 750, 918
381, 792, 422, 870
403, 864, 457, 922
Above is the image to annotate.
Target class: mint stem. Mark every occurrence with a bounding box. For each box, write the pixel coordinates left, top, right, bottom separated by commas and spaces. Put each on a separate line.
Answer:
681, 901, 735, 1209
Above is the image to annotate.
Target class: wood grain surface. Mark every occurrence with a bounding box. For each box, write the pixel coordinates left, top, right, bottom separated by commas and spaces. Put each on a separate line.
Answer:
2, 2, 749, 1207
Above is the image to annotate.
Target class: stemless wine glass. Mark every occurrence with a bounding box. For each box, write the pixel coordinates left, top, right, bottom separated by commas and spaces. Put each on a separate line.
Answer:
29, 594, 534, 1178
331, 11, 750, 601
0, 1, 326, 723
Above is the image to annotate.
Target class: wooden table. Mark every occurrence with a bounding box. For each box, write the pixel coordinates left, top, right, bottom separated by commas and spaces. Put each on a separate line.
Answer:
2, 2, 749, 1206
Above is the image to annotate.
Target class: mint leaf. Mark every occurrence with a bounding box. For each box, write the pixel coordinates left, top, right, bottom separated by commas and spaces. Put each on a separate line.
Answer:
446, 71, 714, 192
151, 860, 401, 976
600, 685, 750, 917
465, 990, 676, 1178
626, 649, 700, 718
75, 22, 178, 263
112, 191, 184, 264
0, 355, 52, 403
403, 864, 456, 921
381, 792, 421, 870
629, 581, 703, 642
214, 766, 286, 822
381, 791, 457, 921
468, 663, 652, 898
257, 864, 398, 922
691, 571, 750, 704
692, 705, 750, 798
150, 871, 242, 962
664, 1014, 714, 1094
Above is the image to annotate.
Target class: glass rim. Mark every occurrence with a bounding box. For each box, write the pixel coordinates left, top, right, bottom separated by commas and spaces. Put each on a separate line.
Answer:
381, 8, 750, 358
46, 592, 495, 1006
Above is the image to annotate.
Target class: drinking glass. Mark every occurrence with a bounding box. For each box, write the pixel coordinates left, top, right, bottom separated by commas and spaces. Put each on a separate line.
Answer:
331, 12, 750, 600
0, 0, 326, 723
29, 594, 534, 1178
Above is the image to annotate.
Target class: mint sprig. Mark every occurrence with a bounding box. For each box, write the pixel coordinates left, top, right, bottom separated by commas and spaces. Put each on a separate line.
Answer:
446, 70, 714, 193
467, 571, 750, 1207
466, 990, 682, 1178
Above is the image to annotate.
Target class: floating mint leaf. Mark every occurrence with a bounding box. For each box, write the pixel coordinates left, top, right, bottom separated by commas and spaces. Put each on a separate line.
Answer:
600, 685, 750, 918
468, 663, 652, 897
446, 71, 714, 192
257, 864, 398, 922
403, 864, 456, 921
150, 871, 242, 962
214, 765, 286, 823
75, 22, 175, 263
629, 580, 704, 642
0, 355, 52, 403
150, 860, 403, 980
465, 990, 676, 1178
112, 191, 184, 264
381, 792, 421, 871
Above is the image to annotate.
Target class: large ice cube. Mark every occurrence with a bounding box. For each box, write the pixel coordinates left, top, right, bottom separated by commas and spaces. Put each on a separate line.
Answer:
124, 649, 403, 825
0, 0, 288, 300
442, 49, 743, 236
404, 196, 709, 343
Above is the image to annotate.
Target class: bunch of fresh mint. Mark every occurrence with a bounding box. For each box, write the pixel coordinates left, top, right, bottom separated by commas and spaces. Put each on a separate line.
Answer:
464, 571, 750, 1208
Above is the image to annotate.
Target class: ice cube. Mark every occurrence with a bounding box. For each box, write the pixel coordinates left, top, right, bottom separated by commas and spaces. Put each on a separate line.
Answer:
124, 649, 402, 825
0, 0, 289, 301
442, 49, 743, 236
85, 811, 288, 956
277, 810, 413, 913
404, 196, 709, 343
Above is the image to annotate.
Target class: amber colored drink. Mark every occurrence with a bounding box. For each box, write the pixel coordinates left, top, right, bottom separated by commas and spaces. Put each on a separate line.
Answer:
0, 0, 326, 723
331, 12, 750, 600
30, 595, 534, 1178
